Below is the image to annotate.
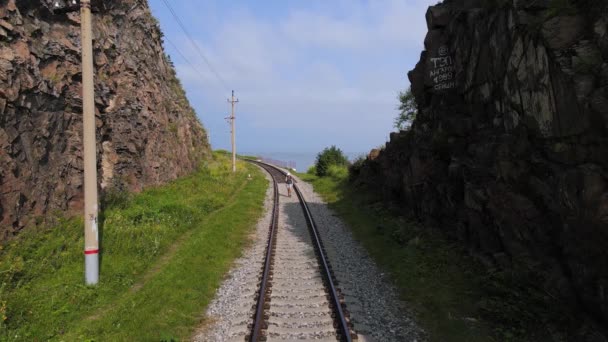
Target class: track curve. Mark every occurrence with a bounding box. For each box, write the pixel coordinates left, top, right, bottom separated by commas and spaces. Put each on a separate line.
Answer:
246, 160, 355, 342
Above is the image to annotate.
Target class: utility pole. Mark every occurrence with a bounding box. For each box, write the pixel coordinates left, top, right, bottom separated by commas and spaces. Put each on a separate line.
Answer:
227, 90, 239, 173
53, 0, 96, 287
80, 0, 99, 285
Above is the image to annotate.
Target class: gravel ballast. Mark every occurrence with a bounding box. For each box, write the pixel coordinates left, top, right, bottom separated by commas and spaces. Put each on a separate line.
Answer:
294, 175, 423, 342
192, 167, 423, 341
265, 180, 337, 341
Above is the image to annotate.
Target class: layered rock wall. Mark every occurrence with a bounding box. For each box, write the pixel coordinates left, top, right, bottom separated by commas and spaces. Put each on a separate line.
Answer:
357, 0, 608, 334
0, 0, 210, 237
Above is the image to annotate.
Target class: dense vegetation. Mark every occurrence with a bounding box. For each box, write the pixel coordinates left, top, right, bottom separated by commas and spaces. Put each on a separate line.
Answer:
312, 145, 350, 177
0, 153, 267, 341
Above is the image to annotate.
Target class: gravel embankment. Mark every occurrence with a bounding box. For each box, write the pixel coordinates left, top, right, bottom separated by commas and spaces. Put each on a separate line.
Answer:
192, 168, 423, 341
294, 174, 424, 342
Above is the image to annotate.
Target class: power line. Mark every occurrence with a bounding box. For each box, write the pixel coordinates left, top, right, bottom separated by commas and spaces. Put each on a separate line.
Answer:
164, 36, 213, 84
133, 0, 228, 94
158, 0, 231, 93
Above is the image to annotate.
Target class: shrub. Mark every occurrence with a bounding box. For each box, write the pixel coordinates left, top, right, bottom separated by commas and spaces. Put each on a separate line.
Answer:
315, 146, 348, 177
394, 87, 418, 131
307, 165, 317, 175
348, 155, 366, 181
102, 188, 132, 210
327, 164, 348, 180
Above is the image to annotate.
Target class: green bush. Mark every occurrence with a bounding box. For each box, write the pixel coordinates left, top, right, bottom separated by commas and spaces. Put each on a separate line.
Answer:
348, 155, 366, 181
327, 164, 348, 180
315, 146, 348, 177
102, 189, 132, 210
307, 165, 317, 175
394, 87, 418, 131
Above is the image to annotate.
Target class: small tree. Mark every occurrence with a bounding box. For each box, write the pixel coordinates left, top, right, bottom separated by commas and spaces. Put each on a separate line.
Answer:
394, 86, 418, 130
315, 146, 348, 177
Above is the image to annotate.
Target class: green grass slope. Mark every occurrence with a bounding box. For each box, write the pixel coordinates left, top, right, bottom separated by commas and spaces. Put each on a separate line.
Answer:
0, 153, 267, 341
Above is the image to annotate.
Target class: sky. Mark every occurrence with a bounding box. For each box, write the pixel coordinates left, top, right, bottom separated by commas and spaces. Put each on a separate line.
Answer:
147, 0, 436, 154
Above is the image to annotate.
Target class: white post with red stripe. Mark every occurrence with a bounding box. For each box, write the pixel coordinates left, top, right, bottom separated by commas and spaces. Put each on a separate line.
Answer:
81, 0, 99, 285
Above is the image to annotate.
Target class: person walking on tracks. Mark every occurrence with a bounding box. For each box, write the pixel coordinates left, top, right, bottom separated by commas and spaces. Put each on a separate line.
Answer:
285, 172, 294, 197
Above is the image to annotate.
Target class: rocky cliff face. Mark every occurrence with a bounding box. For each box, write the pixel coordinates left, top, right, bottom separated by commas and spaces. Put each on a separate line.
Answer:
357, 0, 608, 337
0, 0, 210, 237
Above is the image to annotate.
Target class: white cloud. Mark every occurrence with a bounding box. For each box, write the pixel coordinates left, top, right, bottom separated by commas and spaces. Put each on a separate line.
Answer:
281, 0, 432, 50
164, 0, 437, 152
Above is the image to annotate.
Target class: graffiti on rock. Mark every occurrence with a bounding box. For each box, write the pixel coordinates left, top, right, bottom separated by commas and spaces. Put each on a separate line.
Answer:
429, 45, 455, 91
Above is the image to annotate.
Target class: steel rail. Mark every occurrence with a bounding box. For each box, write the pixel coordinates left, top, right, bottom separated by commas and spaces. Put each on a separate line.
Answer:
248, 161, 279, 342
292, 182, 353, 342
246, 159, 353, 342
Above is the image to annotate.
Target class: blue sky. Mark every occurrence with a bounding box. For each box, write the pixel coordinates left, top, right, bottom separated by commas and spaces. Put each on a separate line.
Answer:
147, 0, 436, 154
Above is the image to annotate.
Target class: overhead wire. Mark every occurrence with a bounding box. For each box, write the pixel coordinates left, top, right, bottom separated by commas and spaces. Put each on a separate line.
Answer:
158, 0, 231, 93
163, 36, 211, 84
133, 0, 231, 95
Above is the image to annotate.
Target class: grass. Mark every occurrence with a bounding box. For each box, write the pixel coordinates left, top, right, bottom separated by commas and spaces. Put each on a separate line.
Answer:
298, 171, 498, 342
0, 152, 268, 341
214, 150, 260, 161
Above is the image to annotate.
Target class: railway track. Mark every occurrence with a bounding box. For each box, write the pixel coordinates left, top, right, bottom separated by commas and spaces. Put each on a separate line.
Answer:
246, 160, 356, 342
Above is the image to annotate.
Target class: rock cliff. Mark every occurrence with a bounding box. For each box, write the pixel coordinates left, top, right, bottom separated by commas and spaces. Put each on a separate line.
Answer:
356, 0, 608, 338
0, 0, 210, 237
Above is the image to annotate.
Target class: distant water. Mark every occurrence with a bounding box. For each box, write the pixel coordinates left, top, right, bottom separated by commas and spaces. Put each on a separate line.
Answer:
242, 151, 365, 172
